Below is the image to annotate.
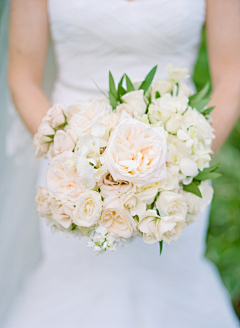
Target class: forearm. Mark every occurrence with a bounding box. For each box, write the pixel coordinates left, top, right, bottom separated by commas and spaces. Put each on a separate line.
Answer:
10, 79, 51, 135
210, 84, 240, 152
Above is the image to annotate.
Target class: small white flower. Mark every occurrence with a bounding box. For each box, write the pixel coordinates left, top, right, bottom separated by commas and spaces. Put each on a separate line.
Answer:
166, 63, 190, 84
87, 226, 124, 254
122, 90, 147, 117
179, 157, 198, 177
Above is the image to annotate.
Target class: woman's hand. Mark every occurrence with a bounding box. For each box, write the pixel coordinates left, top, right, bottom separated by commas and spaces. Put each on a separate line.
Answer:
206, 0, 240, 152
8, 0, 51, 135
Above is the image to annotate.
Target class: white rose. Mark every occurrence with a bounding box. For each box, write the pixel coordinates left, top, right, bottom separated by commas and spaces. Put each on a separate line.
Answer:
120, 192, 138, 210
154, 215, 186, 244
66, 99, 111, 138
136, 182, 160, 204
121, 90, 147, 117
149, 93, 188, 124
116, 103, 134, 117
156, 191, 188, 219
98, 112, 120, 141
99, 172, 136, 198
100, 196, 136, 238
35, 187, 52, 217
138, 216, 158, 244
33, 122, 55, 158
151, 79, 172, 100
73, 190, 102, 227
47, 151, 85, 205
43, 103, 66, 128
166, 63, 189, 84
51, 130, 76, 157
104, 113, 167, 187
50, 202, 74, 229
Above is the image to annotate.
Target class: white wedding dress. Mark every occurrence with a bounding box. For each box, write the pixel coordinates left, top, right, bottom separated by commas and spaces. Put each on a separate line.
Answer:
4, 0, 239, 327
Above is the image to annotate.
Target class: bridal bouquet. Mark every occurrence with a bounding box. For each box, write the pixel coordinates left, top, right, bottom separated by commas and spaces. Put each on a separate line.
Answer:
34, 64, 220, 254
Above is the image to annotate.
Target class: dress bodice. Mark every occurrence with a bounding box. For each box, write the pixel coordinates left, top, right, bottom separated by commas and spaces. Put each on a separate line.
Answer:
48, 0, 206, 105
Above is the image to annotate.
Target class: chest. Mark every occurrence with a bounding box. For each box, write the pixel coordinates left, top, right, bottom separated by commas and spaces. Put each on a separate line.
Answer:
48, 0, 206, 54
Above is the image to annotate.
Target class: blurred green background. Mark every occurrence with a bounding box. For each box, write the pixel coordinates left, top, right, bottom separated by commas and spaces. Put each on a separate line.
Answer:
194, 28, 240, 319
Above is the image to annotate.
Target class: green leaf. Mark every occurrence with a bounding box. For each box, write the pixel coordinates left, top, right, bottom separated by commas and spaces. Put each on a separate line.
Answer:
91, 78, 108, 98
125, 74, 135, 92
44, 134, 55, 138
43, 140, 53, 144
189, 81, 210, 104
117, 75, 126, 98
118, 85, 126, 98
194, 172, 222, 181
109, 71, 118, 99
158, 208, 167, 217
133, 215, 139, 222
108, 92, 118, 109
155, 91, 161, 99
201, 106, 215, 116
176, 82, 179, 96
193, 98, 211, 112
139, 65, 158, 94
159, 240, 163, 255
54, 121, 68, 130
183, 181, 202, 198
200, 162, 220, 174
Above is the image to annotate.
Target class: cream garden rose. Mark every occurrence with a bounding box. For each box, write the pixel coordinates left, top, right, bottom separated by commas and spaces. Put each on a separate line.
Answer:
116, 103, 134, 117
66, 99, 111, 138
104, 113, 167, 187
47, 151, 85, 205
100, 196, 136, 238
50, 129, 76, 157
50, 202, 74, 229
33, 122, 55, 158
73, 190, 102, 227
43, 103, 66, 128
98, 112, 120, 141
35, 187, 52, 217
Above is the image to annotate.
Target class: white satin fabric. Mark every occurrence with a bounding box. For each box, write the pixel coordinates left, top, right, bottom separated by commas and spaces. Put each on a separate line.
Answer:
3, 0, 239, 327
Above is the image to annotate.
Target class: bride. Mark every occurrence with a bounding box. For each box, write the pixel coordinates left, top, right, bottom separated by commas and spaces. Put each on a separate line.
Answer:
3, 0, 240, 327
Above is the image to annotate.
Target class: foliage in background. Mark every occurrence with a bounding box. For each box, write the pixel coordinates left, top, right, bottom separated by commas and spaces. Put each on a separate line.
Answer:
193, 28, 240, 318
